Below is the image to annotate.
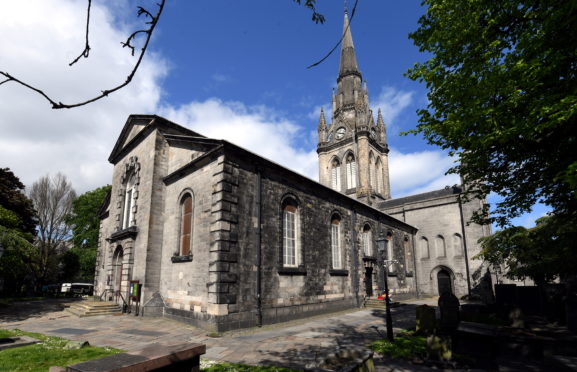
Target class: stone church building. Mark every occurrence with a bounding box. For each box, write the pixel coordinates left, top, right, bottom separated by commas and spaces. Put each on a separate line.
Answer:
95, 11, 490, 331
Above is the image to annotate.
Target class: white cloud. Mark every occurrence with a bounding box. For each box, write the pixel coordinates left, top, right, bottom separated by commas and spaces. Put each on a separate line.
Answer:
0, 1, 165, 193
389, 148, 460, 197
373, 86, 414, 134
159, 99, 319, 180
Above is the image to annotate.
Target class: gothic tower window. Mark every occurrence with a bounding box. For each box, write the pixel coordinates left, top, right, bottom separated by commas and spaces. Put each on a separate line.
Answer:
346, 154, 357, 189
369, 152, 375, 189
282, 198, 300, 267
331, 158, 342, 191
179, 193, 194, 256
375, 158, 383, 194
331, 214, 342, 269
362, 224, 372, 256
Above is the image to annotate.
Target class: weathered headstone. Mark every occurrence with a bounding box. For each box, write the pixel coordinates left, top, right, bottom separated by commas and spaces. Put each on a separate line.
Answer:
416, 304, 437, 335
508, 307, 524, 328
439, 292, 460, 332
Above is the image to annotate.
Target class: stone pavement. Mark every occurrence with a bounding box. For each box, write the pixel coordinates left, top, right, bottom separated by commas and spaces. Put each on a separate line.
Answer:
0, 298, 424, 370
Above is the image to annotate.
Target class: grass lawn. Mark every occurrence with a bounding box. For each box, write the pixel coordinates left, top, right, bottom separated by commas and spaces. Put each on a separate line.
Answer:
201, 360, 300, 372
371, 330, 427, 360
0, 329, 122, 372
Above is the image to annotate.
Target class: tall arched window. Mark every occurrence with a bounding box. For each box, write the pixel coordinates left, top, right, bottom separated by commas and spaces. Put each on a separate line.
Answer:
362, 224, 372, 256
452, 233, 463, 257
179, 193, 194, 256
331, 158, 341, 191
386, 232, 395, 273
346, 154, 357, 189
436, 235, 446, 258
420, 237, 430, 259
282, 198, 300, 267
403, 236, 412, 275
331, 215, 342, 269
122, 173, 136, 229
368, 152, 375, 189
375, 158, 383, 194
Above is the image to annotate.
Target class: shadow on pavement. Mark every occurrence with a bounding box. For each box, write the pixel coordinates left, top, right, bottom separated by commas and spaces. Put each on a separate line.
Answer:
0, 298, 82, 322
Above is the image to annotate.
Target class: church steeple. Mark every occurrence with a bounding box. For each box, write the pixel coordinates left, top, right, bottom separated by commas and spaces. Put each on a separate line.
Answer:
339, 10, 359, 77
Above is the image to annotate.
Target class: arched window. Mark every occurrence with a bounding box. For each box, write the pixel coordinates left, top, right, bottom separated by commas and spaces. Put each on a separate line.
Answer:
331, 158, 342, 191
420, 237, 430, 259
403, 236, 412, 275
282, 198, 300, 267
375, 158, 383, 194
386, 232, 395, 273
179, 193, 194, 256
453, 233, 463, 257
122, 173, 136, 229
346, 154, 357, 189
362, 224, 372, 256
368, 152, 375, 189
436, 235, 446, 258
331, 215, 342, 269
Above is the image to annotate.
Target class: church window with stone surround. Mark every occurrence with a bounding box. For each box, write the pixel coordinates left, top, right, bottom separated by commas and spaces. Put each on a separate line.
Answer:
346, 154, 357, 189
386, 232, 395, 273
436, 235, 446, 257
331, 159, 342, 191
368, 152, 375, 189
331, 215, 342, 269
282, 199, 300, 267
452, 233, 463, 257
362, 224, 372, 256
375, 158, 383, 194
420, 237, 430, 259
179, 193, 194, 256
122, 174, 136, 229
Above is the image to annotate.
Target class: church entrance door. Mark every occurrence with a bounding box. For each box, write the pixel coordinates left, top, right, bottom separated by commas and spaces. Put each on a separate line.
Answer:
437, 270, 453, 295
112, 247, 124, 294
364, 267, 373, 297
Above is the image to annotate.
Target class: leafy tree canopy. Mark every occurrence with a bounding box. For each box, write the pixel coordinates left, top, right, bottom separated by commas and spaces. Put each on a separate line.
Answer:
0, 168, 37, 237
407, 0, 577, 227
64, 185, 111, 281
476, 215, 577, 284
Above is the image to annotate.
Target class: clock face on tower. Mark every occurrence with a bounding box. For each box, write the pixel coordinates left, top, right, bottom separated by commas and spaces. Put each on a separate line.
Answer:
335, 127, 346, 140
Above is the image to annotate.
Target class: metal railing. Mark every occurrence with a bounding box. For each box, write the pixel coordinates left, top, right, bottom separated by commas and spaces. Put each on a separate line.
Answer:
97, 288, 129, 313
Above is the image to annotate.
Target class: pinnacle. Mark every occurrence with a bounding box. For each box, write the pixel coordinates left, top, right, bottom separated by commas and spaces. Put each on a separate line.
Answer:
318, 107, 327, 130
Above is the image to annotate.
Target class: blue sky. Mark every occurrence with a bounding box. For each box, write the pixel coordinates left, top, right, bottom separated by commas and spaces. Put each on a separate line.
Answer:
0, 0, 548, 228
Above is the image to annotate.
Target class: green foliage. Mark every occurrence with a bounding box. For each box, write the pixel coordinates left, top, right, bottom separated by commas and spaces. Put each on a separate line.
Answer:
0, 329, 122, 372
63, 185, 111, 281
200, 361, 299, 372
292, 0, 325, 24
371, 330, 427, 360
476, 215, 577, 284
407, 0, 577, 227
0, 168, 37, 236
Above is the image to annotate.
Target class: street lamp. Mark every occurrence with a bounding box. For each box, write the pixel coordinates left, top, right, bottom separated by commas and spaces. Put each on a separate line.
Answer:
377, 233, 397, 342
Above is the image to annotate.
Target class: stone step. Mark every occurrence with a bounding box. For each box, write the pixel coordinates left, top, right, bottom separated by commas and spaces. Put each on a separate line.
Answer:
66, 301, 122, 317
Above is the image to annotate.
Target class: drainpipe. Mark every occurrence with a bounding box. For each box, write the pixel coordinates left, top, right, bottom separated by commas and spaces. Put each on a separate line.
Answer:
411, 234, 420, 298
458, 195, 472, 296
256, 170, 263, 327
351, 210, 359, 307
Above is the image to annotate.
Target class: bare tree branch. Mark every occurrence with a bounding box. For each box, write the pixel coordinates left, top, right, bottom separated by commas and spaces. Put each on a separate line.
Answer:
307, 0, 358, 69
69, 0, 92, 66
0, 0, 166, 110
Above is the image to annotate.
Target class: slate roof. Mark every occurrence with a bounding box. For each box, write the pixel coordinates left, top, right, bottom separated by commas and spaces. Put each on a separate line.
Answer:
379, 185, 463, 210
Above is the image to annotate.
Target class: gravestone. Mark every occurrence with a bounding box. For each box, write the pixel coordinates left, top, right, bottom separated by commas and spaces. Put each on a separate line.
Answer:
439, 292, 460, 332
416, 305, 437, 335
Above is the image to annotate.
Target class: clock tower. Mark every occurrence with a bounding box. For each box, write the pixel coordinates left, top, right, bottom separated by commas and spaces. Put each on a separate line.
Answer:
317, 10, 391, 204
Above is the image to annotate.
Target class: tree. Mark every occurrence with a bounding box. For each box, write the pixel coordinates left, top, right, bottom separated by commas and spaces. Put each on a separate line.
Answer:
476, 215, 577, 285
407, 0, 577, 227
29, 173, 76, 289
0, 0, 327, 109
64, 185, 111, 281
0, 168, 38, 295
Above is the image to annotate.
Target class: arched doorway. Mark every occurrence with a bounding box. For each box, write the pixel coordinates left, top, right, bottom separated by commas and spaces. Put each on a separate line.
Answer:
112, 246, 124, 294
437, 270, 453, 295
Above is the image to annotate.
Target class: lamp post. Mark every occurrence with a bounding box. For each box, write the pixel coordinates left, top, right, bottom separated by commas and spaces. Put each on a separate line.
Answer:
377, 233, 396, 342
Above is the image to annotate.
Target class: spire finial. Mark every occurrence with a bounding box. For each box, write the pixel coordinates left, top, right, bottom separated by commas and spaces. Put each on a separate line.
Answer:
377, 108, 385, 127
318, 107, 327, 131
344, 0, 348, 14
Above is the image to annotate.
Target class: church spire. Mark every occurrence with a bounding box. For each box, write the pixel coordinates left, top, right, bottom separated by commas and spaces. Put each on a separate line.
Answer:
377, 108, 387, 143
339, 10, 359, 77
317, 107, 327, 131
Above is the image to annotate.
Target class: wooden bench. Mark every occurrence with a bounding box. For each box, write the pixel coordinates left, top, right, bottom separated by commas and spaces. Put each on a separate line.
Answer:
50, 342, 205, 372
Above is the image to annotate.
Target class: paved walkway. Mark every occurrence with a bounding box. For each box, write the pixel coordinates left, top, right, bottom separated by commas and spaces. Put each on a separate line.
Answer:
0, 298, 429, 370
